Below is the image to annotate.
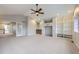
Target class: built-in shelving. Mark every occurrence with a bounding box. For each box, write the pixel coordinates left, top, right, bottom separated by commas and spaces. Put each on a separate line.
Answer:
44, 19, 53, 36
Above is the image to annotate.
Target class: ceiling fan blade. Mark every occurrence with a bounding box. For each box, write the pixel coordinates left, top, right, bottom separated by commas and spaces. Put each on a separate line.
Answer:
38, 8, 42, 11
31, 12, 35, 14
30, 9, 36, 12
39, 12, 44, 14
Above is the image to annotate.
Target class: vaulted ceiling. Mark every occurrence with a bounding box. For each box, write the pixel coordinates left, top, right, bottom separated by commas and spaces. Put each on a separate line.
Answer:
0, 4, 75, 19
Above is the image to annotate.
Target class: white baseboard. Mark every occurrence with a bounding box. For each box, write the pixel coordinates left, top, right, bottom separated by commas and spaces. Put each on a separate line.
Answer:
74, 41, 79, 48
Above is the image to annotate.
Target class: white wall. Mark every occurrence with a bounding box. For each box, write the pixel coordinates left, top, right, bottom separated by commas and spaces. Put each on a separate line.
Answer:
0, 15, 28, 36
27, 17, 36, 36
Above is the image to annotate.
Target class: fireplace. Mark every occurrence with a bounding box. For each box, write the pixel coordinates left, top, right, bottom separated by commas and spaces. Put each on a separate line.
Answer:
36, 29, 42, 34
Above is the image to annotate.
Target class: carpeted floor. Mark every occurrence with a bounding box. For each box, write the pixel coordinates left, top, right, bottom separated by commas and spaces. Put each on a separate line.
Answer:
0, 35, 79, 54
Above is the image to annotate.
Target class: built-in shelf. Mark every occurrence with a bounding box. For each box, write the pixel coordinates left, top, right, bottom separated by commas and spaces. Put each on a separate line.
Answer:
44, 19, 52, 23
45, 26, 52, 36
44, 19, 53, 37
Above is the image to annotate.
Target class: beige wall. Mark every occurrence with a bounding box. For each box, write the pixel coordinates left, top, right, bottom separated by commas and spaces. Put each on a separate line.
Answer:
73, 32, 79, 48
0, 20, 3, 29
27, 17, 37, 36
72, 16, 79, 48
53, 14, 73, 37
0, 20, 4, 34
27, 15, 73, 37
0, 15, 28, 36
63, 15, 73, 35
56, 16, 63, 34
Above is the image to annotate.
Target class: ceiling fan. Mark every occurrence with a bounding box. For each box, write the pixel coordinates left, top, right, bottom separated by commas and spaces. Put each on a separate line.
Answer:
30, 4, 44, 16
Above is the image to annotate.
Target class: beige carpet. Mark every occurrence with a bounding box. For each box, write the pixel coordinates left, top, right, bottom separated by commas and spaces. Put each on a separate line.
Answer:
0, 35, 79, 54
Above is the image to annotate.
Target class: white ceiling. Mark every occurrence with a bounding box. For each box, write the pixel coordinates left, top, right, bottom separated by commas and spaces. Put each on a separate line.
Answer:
0, 4, 75, 19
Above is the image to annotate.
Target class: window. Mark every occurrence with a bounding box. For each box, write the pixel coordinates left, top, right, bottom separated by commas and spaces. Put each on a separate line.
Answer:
4, 24, 10, 33
74, 16, 79, 32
